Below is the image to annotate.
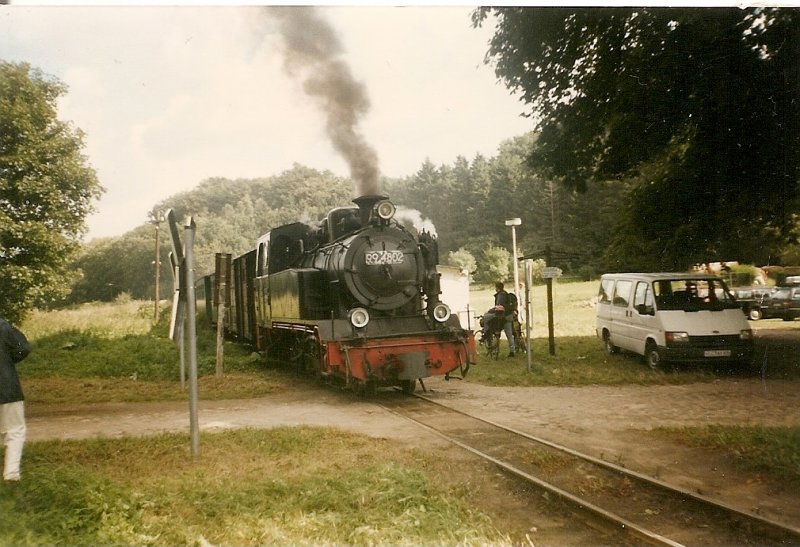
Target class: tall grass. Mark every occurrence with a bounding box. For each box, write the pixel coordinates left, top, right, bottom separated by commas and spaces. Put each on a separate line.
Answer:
24, 298, 156, 340
0, 428, 508, 547
19, 301, 283, 405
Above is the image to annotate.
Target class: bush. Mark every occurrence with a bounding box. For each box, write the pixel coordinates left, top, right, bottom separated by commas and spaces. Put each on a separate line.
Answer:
477, 246, 511, 284
446, 248, 477, 281
727, 264, 756, 287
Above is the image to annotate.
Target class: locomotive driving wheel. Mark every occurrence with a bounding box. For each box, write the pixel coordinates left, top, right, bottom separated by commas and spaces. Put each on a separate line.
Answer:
290, 333, 321, 376
400, 379, 416, 394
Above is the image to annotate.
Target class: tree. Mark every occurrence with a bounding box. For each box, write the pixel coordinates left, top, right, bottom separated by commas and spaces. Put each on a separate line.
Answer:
475, 7, 800, 269
67, 166, 355, 303
0, 61, 103, 322
446, 248, 477, 281
478, 245, 511, 284
68, 231, 163, 303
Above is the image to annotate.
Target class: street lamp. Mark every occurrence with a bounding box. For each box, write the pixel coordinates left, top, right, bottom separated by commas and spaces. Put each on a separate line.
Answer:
150, 210, 164, 323
505, 218, 522, 314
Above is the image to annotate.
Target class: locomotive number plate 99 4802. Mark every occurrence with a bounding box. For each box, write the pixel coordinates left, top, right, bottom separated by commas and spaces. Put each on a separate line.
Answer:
365, 250, 405, 265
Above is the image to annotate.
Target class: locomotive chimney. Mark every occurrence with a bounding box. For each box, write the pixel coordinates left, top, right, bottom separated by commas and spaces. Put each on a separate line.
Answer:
353, 194, 388, 226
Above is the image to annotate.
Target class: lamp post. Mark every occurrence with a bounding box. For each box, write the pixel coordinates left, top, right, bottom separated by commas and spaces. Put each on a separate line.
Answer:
150, 210, 164, 323
505, 218, 522, 313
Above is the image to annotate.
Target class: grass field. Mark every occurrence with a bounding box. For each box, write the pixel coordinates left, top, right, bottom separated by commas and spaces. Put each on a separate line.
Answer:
0, 428, 509, 546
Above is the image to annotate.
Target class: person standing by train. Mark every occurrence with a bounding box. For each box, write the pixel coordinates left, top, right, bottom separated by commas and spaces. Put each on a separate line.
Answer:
0, 317, 31, 482
492, 282, 516, 357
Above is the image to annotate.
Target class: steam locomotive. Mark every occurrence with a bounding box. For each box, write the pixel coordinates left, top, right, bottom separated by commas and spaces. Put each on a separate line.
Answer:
198, 195, 475, 394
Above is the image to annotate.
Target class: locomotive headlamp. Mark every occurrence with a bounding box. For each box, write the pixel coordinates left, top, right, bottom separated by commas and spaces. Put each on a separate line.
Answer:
349, 307, 370, 328
432, 303, 451, 323
376, 200, 396, 220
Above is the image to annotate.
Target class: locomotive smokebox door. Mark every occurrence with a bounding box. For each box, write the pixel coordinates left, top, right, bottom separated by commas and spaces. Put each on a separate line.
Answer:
342, 229, 423, 310
397, 351, 429, 380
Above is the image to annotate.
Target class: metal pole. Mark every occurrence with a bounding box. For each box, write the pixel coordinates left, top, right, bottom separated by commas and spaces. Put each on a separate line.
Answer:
180, 315, 186, 391
545, 245, 555, 356
184, 218, 200, 458
547, 278, 556, 356
505, 218, 523, 321
216, 298, 225, 378
511, 226, 521, 313
154, 214, 161, 323
524, 260, 533, 372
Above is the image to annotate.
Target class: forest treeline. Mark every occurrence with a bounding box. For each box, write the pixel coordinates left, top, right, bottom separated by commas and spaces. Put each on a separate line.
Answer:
67, 132, 633, 304
63, 131, 800, 305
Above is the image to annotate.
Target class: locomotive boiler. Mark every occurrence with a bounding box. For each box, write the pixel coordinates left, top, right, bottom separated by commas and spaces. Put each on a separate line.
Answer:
203, 195, 475, 394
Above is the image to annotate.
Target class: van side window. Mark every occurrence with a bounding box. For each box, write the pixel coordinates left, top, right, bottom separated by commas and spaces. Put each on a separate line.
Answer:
598, 279, 614, 304
633, 281, 653, 312
612, 280, 633, 308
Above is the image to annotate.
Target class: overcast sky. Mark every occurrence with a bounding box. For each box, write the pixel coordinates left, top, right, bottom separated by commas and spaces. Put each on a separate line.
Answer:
1, 4, 536, 240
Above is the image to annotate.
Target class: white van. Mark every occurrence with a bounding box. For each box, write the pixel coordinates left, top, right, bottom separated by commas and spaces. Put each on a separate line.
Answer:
596, 273, 753, 369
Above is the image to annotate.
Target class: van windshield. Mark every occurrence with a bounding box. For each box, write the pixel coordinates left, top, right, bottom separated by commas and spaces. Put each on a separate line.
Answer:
653, 278, 739, 312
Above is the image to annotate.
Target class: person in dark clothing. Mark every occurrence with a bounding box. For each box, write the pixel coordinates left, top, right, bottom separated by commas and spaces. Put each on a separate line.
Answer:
0, 318, 31, 482
483, 282, 516, 357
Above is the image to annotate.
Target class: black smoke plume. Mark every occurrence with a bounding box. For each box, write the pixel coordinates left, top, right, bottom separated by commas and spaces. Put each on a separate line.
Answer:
265, 7, 380, 196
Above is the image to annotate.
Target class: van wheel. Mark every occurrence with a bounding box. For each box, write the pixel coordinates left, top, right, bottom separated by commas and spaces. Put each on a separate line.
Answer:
645, 341, 661, 370
603, 332, 618, 355
748, 308, 763, 321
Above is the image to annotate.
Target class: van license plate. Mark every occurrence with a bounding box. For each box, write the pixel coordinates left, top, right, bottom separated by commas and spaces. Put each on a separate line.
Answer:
704, 350, 731, 358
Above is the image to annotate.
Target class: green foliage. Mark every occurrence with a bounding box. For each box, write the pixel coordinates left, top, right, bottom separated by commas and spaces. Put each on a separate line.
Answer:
70, 165, 353, 302
0, 61, 103, 322
67, 231, 168, 303
22, 329, 181, 381
725, 264, 757, 287
446, 248, 476, 279
477, 245, 511, 284
385, 134, 622, 279
475, 7, 800, 270
0, 429, 505, 546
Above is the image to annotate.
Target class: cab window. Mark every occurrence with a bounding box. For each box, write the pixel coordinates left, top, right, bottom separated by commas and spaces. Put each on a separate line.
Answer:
633, 281, 654, 313
256, 239, 269, 277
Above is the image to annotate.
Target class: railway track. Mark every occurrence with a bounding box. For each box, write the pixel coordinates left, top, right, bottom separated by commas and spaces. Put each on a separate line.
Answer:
378, 391, 800, 547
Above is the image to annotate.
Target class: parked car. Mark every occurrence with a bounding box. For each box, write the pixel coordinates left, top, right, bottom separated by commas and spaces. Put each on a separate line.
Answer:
756, 285, 800, 321
732, 286, 776, 320
596, 273, 753, 369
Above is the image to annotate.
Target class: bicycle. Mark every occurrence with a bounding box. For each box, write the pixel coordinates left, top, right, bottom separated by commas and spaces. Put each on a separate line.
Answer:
478, 314, 502, 360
